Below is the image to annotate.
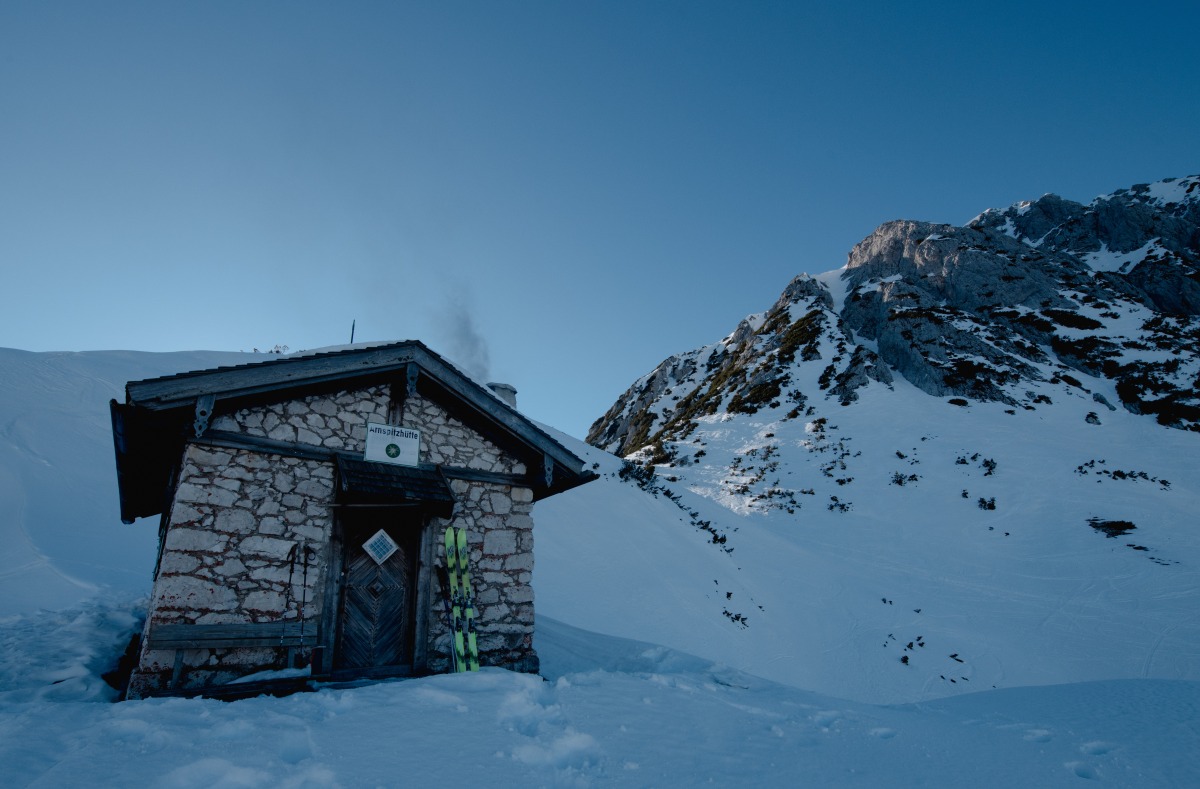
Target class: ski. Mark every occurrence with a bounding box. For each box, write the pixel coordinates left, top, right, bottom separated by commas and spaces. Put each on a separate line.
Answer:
434, 564, 461, 673
455, 527, 481, 671
443, 526, 466, 672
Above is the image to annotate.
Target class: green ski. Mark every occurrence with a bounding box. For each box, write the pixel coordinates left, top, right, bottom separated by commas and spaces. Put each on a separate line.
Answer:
443, 526, 466, 672
456, 527, 481, 671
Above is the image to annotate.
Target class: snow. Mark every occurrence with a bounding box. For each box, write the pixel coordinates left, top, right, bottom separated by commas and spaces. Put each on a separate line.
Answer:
0, 347, 264, 616
1, 598, 1197, 786
1, 346, 1199, 786
538, 375, 1200, 704
1083, 240, 1163, 273
814, 266, 850, 313
1144, 175, 1199, 206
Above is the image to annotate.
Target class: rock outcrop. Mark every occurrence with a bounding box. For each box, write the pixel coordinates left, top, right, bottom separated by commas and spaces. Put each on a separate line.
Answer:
589, 175, 1200, 457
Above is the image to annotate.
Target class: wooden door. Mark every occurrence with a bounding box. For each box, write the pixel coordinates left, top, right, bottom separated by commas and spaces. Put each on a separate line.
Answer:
335, 522, 418, 673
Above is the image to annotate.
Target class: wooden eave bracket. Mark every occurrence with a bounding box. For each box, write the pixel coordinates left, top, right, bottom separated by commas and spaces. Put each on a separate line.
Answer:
543, 454, 555, 488
194, 394, 216, 437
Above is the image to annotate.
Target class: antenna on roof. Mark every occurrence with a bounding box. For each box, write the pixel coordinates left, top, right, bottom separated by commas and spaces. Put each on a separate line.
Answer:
350, 320, 356, 344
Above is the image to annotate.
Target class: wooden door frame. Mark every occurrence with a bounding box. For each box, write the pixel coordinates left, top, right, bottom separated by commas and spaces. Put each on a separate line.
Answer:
316, 506, 436, 678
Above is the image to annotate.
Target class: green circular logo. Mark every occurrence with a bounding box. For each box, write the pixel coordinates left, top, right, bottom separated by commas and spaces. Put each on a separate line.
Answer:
385, 443, 400, 458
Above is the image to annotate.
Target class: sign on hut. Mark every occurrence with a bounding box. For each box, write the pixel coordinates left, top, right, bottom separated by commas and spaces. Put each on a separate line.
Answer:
109, 341, 595, 699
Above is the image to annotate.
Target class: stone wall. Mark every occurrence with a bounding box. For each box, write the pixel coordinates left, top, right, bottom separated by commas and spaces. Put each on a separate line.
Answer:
128, 444, 335, 698
129, 383, 541, 697
210, 384, 527, 477
405, 394, 526, 475
212, 384, 390, 451
428, 479, 537, 673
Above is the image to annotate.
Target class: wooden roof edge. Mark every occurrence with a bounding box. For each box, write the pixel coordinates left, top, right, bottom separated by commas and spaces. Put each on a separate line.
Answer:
120, 340, 591, 481
124, 341, 426, 408
407, 346, 588, 476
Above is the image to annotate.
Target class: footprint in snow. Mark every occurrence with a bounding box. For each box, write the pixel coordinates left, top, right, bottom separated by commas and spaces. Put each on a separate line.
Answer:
278, 731, 314, 765
510, 729, 601, 771
1065, 760, 1100, 780
1079, 741, 1116, 756
496, 680, 560, 737
811, 710, 842, 729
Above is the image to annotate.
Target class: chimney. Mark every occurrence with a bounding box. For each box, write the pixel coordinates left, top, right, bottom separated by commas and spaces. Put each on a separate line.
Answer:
487, 382, 517, 408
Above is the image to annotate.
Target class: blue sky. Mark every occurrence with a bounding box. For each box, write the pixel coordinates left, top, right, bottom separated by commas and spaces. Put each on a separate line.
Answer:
2, 1, 1197, 439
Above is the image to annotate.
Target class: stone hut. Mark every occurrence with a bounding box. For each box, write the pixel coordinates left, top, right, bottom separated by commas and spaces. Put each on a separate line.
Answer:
110, 341, 594, 698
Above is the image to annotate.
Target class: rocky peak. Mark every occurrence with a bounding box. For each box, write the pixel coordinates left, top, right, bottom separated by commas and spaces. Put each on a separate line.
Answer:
845, 220, 1087, 313
589, 175, 1200, 459
971, 176, 1200, 315
586, 272, 887, 456
971, 193, 1085, 247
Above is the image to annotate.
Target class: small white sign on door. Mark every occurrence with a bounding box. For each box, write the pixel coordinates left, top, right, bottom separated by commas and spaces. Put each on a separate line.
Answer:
364, 422, 420, 467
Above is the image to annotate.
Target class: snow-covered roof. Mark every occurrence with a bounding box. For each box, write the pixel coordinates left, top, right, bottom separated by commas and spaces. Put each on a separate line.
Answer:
111, 340, 593, 523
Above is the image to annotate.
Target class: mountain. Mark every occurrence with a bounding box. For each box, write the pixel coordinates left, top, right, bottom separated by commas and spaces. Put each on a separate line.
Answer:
565, 174, 1199, 701
0, 349, 1196, 783
590, 175, 1199, 459
0, 176, 1198, 785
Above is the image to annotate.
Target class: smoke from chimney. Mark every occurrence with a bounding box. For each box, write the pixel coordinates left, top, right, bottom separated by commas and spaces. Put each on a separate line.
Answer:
439, 296, 491, 382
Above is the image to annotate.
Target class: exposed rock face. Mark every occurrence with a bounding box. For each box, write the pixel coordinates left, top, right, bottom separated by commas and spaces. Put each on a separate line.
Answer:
589, 175, 1200, 457
588, 274, 891, 457
972, 177, 1200, 316
841, 221, 1069, 404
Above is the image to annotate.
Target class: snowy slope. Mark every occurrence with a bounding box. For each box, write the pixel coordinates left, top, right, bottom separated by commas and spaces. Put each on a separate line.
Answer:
1, 597, 1197, 787
0, 348, 258, 615
574, 175, 1200, 704
536, 378, 1200, 704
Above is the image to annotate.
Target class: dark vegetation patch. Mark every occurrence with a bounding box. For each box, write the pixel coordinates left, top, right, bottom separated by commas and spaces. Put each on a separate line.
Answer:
1088, 518, 1136, 538
1050, 336, 1122, 376
722, 609, 748, 628
1075, 459, 1171, 488
940, 357, 1020, 396
617, 461, 736, 554
728, 377, 784, 415
644, 307, 835, 440
954, 453, 997, 475
828, 496, 852, 513
773, 309, 825, 364
1041, 309, 1105, 330
645, 440, 673, 466
623, 410, 656, 457
992, 308, 1055, 333
1051, 372, 1085, 389
1142, 315, 1200, 345
646, 363, 748, 446
1114, 364, 1200, 431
